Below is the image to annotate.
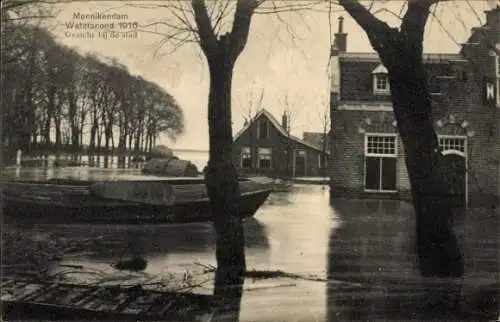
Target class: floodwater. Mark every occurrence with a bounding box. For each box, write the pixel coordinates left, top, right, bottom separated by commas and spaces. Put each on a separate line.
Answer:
6, 149, 209, 170
3, 168, 500, 321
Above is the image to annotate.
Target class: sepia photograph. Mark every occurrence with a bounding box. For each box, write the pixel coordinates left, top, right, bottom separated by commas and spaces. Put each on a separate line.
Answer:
1, 0, 499, 321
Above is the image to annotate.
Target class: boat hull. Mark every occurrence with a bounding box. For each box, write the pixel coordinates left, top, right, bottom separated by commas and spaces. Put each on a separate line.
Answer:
2, 180, 272, 225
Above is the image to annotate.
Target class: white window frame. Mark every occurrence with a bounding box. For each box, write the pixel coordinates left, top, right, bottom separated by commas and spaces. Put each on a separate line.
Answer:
257, 147, 272, 169
438, 135, 466, 155
240, 147, 252, 168
372, 64, 390, 95
438, 135, 468, 208
373, 73, 390, 94
363, 133, 398, 193
496, 53, 500, 108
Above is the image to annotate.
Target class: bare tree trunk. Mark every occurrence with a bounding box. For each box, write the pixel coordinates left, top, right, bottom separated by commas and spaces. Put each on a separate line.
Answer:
144, 134, 150, 153
189, 1, 259, 319
54, 114, 62, 148
134, 130, 141, 152
89, 123, 97, 150
140, 133, 146, 152
148, 135, 153, 151
128, 133, 133, 151
339, 0, 463, 279
390, 61, 463, 276
97, 128, 103, 151
205, 57, 246, 314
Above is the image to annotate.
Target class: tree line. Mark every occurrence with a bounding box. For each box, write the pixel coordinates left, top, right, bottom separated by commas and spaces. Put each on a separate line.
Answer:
1, 21, 185, 157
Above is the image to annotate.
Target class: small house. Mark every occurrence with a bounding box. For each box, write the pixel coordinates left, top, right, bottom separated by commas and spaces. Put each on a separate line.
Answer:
233, 109, 329, 178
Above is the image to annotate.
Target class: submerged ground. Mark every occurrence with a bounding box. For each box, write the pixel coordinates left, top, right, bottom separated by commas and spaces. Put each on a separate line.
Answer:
2, 168, 499, 321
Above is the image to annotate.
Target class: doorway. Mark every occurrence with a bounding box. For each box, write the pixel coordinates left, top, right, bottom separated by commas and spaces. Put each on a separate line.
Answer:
294, 150, 307, 177
442, 152, 467, 208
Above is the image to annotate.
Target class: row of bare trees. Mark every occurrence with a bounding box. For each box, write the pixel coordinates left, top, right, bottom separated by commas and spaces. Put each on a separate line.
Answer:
1, 17, 184, 157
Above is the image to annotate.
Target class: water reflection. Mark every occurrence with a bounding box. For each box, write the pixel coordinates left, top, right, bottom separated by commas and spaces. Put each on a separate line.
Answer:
238, 185, 335, 322
326, 198, 500, 320
24, 218, 269, 262
326, 199, 418, 320
264, 191, 294, 206
3, 150, 209, 171
7, 183, 497, 321
1, 166, 174, 182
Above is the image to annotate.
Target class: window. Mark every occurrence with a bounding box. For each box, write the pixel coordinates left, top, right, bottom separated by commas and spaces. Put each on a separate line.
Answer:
439, 136, 466, 153
364, 134, 397, 192
372, 64, 390, 94
318, 154, 327, 168
496, 53, 500, 107
257, 148, 272, 169
374, 74, 390, 93
495, 54, 499, 77
257, 119, 269, 139
240, 147, 252, 168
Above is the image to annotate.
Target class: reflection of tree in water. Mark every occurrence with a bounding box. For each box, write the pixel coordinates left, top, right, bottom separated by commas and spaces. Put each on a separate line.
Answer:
243, 218, 269, 249
326, 199, 500, 320
38, 219, 269, 260
265, 191, 294, 206
326, 199, 426, 320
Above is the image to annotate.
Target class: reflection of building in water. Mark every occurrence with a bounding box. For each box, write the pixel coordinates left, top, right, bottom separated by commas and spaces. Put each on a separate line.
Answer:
328, 7, 500, 209
327, 199, 499, 319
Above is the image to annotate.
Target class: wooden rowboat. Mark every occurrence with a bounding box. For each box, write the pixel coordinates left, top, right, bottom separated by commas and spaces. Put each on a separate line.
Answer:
1, 276, 216, 321
1, 177, 273, 224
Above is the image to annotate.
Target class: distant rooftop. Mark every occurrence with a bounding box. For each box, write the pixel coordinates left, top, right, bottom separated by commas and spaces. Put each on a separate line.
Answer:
339, 52, 467, 63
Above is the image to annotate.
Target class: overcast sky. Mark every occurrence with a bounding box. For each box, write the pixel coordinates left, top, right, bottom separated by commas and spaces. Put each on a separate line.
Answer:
48, 0, 497, 150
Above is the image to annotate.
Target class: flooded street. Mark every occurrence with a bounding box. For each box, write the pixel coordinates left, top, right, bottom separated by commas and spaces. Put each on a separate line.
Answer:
3, 168, 499, 321
7, 183, 336, 321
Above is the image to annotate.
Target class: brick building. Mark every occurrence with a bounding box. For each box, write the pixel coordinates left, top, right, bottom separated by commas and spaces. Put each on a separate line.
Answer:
233, 109, 328, 178
328, 7, 500, 208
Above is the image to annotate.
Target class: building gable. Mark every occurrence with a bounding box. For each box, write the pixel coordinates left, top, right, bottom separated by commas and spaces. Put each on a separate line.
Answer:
234, 109, 329, 154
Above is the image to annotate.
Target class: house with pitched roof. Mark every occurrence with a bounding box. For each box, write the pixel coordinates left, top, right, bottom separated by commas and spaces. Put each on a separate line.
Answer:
328, 7, 500, 208
233, 109, 329, 178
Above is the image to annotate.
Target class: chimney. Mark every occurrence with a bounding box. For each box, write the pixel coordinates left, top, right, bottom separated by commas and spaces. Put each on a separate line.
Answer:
282, 112, 288, 132
332, 16, 347, 54
338, 15, 344, 33
485, 5, 500, 40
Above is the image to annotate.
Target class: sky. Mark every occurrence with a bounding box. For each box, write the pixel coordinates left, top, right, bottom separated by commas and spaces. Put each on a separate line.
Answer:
44, 0, 498, 150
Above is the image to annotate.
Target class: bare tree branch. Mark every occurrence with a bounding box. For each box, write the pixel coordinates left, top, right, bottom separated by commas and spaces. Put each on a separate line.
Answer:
229, 0, 260, 61
337, 0, 395, 53
428, 6, 459, 46
278, 90, 303, 135
401, 0, 441, 54
372, 8, 404, 21
254, 1, 323, 14
337, 0, 392, 35
212, 0, 233, 35
191, 0, 218, 55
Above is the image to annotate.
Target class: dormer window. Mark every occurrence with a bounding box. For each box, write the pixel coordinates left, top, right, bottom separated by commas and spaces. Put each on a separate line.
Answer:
372, 64, 390, 95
